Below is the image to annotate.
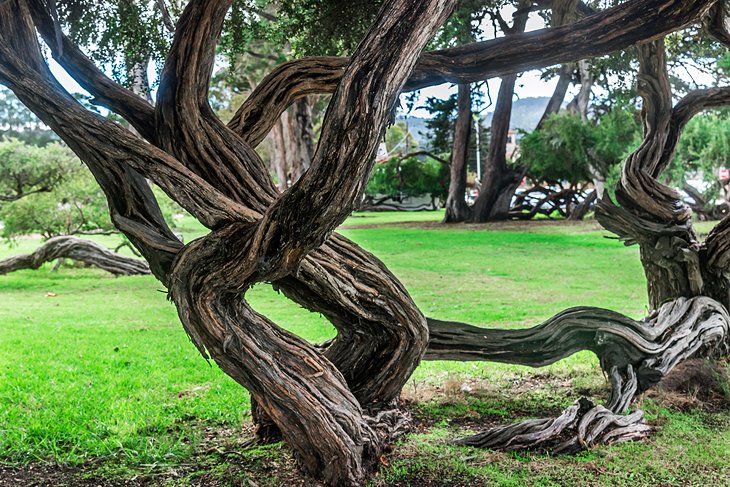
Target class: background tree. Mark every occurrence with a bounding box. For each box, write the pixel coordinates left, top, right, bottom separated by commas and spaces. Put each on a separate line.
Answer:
0, 138, 71, 203
0, 138, 151, 275
470, 0, 532, 222
667, 111, 730, 219
515, 108, 639, 219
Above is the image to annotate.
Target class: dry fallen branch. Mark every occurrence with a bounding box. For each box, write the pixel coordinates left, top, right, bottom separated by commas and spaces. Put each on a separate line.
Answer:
0, 236, 150, 276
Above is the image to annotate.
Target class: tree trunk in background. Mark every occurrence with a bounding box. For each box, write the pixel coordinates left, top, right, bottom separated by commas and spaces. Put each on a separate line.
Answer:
535, 0, 582, 130
470, 72, 525, 222
271, 115, 289, 191
287, 97, 314, 182
566, 59, 593, 121
0, 236, 150, 275
443, 83, 471, 223
536, 64, 573, 129
469, 1, 531, 223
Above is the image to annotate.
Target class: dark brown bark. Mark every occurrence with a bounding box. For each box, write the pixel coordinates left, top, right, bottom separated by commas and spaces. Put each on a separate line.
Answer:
443, 83, 471, 223
470, 72, 525, 222
0, 236, 150, 276
3, 0, 730, 478
164, 2, 456, 483
0, 1, 455, 484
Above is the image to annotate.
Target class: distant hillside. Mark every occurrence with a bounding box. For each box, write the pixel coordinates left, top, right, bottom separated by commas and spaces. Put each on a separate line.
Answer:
395, 116, 431, 149
394, 96, 553, 150
483, 96, 551, 132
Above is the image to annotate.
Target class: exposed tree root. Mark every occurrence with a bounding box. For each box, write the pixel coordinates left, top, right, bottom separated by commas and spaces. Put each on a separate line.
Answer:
425, 296, 729, 452
455, 398, 652, 453
0, 236, 150, 276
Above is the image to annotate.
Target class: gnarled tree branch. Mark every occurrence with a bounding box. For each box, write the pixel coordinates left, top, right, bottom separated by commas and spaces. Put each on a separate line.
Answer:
0, 236, 150, 276
229, 0, 715, 148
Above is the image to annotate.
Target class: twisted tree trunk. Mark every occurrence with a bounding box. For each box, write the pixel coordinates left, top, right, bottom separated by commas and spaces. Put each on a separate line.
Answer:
1, 0, 727, 483
424, 37, 730, 451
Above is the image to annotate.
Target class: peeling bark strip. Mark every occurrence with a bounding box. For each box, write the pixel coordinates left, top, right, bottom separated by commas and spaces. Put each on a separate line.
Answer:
456, 398, 653, 453
0, 236, 150, 276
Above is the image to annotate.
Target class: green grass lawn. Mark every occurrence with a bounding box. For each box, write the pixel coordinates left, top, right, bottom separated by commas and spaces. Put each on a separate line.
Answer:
0, 212, 728, 486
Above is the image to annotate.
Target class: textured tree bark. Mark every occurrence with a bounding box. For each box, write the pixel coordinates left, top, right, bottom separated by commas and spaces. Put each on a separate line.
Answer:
0, 236, 150, 276
3, 0, 730, 478
594, 40, 730, 310
1, 1, 455, 484
424, 37, 730, 452
443, 83, 471, 223
426, 296, 730, 450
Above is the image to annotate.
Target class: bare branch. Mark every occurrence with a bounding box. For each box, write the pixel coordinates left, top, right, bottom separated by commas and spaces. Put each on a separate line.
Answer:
26, 0, 156, 140
156, 0, 176, 32
229, 0, 714, 148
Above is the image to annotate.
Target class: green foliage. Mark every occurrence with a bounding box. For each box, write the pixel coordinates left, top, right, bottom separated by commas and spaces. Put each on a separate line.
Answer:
366, 156, 448, 199
268, 0, 384, 56
0, 138, 72, 203
519, 110, 639, 185
0, 88, 58, 146
424, 94, 458, 154
57, 0, 172, 86
0, 162, 114, 239
667, 112, 730, 201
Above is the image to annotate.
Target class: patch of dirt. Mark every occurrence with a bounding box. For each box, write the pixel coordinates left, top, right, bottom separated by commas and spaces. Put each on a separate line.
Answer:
0, 463, 122, 487
646, 359, 730, 412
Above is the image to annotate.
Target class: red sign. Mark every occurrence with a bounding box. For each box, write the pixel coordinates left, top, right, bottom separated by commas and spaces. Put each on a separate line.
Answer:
720, 168, 729, 181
